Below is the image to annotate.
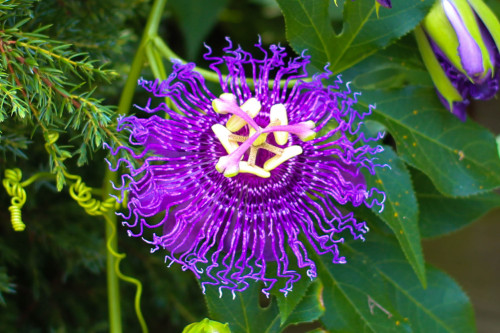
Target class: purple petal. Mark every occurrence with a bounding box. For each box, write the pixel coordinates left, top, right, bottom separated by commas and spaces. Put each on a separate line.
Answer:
442, 0, 484, 81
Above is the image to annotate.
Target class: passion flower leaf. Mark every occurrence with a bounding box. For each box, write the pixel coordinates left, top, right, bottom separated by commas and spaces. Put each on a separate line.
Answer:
412, 168, 500, 238
276, 0, 433, 73
364, 145, 425, 288
316, 235, 476, 332
281, 279, 325, 328
170, 0, 228, 60
358, 87, 500, 196
205, 282, 281, 333
204, 278, 325, 333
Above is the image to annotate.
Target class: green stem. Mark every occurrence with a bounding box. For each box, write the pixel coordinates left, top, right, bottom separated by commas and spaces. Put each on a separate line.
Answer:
152, 36, 222, 83
117, 0, 168, 116
104, 0, 168, 332
104, 209, 122, 333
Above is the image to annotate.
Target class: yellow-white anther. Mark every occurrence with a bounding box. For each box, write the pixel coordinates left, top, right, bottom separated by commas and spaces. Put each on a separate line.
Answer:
270, 103, 289, 145
249, 127, 267, 146
239, 161, 270, 178
263, 145, 303, 171
297, 121, 316, 142
215, 156, 240, 177
211, 124, 239, 154
226, 98, 261, 132
303, 120, 315, 129
220, 93, 237, 102
212, 93, 237, 114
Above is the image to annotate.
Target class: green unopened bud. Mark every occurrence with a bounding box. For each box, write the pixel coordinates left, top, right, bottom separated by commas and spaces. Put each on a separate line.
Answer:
422, 0, 499, 83
182, 318, 231, 333
414, 25, 463, 111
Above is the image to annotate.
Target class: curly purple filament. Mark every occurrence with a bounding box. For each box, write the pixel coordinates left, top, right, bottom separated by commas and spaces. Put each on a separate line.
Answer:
107, 39, 385, 296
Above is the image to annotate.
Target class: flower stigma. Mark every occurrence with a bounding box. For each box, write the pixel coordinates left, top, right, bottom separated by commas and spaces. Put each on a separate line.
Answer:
211, 93, 315, 178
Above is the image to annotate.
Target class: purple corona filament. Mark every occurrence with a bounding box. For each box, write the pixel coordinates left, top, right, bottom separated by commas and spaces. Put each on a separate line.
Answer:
107, 39, 385, 296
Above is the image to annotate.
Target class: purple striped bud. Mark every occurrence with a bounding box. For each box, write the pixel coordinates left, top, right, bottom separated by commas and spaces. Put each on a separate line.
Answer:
377, 0, 392, 8
416, 0, 500, 121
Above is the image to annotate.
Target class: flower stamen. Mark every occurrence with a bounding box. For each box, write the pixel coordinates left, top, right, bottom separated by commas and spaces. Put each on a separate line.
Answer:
226, 97, 261, 132
211, 124, 239, 154
212, 94, 261, 131
212, 99, 316, 178
263, 145, 303, 171
247, 146, 258, 166
270, 104, 289, 145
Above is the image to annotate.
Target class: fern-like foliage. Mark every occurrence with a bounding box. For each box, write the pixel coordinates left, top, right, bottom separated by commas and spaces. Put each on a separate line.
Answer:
0, 0, 127, 189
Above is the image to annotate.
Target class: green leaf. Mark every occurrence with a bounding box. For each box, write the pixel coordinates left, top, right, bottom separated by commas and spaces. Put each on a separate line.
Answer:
205, 268, 324, 332
205, 282, 281, 333
365, 145, 425, 287
343, 34, 434, 90
271, 270, 312, 325
316, 234, 476, 332
282, 280, 325, 328
357, 87, 500, 196
276, 0, 433, 73
412, 168, 500, 238
170, 0, 228, 60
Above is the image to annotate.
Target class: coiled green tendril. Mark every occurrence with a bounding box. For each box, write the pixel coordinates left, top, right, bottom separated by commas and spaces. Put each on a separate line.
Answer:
2, 167, 147, 332
2, 168, 27, 232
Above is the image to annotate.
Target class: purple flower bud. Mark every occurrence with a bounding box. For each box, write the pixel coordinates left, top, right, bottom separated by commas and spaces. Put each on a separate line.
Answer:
417, 0, 500, 120
107, 39, 385, 295
377, 0, 392, 8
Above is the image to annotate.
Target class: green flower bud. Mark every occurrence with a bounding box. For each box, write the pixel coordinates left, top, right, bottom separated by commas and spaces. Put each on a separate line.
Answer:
182, 318, 231, 333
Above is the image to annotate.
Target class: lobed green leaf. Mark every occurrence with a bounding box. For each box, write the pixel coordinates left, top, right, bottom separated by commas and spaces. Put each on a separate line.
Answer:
316, 234, 476, 333
412, 168, 500, 238
276, 0, 433, 73
364, 145, 425, 287
357, 87, 500, 196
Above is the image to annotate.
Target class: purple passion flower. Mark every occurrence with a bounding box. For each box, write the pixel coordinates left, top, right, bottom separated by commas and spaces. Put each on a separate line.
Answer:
108, 39, 385, 296
415, 0, 500, 121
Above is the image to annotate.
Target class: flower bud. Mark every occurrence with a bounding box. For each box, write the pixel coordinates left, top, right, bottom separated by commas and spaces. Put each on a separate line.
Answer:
182, 318, 231, 333
377, 0, 392, 8
415, 0, 500, 121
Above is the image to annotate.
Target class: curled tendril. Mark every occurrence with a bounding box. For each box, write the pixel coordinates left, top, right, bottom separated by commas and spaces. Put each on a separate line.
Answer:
44, 131, 59, 151
63, 172, 147, 332
66, 172, 117, 215
2, 168, 27, 232
1, 168, 147, 332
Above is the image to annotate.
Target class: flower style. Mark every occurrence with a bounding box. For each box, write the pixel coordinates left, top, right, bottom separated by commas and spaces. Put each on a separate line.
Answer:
108, 39, 385, 296
415, 0, 500, 121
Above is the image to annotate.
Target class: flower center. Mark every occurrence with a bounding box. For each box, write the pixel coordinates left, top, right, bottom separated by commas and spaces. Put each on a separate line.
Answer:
211, 93, 316, 178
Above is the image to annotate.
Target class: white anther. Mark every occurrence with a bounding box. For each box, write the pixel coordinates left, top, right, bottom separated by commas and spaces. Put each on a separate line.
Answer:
270, 104, 289, 145
211, 124, 239, 154
215, 156, 240, 177
239, 161, 270, 178
263, 145, 303, 171
226, 98, 261, 132
220, 93, 237, 102
297, 121, 316, 142
212, 93, 237, 114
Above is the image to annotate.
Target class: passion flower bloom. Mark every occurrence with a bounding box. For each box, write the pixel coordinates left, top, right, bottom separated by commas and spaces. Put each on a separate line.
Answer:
108, 39, 385, 295
415, 0, 500, 121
